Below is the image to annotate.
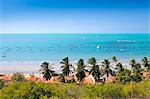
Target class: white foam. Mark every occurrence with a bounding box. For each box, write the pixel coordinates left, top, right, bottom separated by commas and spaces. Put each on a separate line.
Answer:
116, 40, 136, 43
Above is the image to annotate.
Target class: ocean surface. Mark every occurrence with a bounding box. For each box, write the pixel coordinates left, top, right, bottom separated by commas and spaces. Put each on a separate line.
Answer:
0, 33, 150, 62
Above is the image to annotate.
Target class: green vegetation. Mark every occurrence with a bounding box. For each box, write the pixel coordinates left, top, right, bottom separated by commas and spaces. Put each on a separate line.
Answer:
115, 63, 124, 73
142, 57, 150, 72
0, 80, 4, 89
132, 63, 142, 82
76, 59, 86, 82
0, 56, 150, 98
39, 62, 55, 81
112, 56, 118, 63
0, 81, 149, 99
88, 57, 101, 82
60, 57, 74, 77
101, 59, 114, 82
11, 72, 26, 82
116, 68, 131, 84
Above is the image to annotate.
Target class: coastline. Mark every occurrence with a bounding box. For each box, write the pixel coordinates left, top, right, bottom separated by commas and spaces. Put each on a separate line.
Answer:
0, 58, 143, 74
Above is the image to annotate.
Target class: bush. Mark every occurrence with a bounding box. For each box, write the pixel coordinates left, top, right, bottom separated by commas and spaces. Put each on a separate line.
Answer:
95, 83, 125, 99
0, 82, 33, 98
123, 80, 150, 97
11, 72, 26, 82
116, 68, 131, 84
0, 80, 4, 89
0, 81, 150, 98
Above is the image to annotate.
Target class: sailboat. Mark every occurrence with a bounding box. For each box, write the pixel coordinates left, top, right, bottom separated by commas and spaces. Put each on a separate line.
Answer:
96, 45, 100, 49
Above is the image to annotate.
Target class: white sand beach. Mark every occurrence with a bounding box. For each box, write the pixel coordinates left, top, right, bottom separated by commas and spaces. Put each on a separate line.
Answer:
0, 59, 142, 74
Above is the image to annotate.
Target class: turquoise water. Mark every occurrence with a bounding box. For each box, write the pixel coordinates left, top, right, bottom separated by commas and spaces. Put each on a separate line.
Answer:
0, 33, 150, 62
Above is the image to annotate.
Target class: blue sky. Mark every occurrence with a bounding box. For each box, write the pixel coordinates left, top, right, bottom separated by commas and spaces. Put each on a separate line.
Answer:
0, 0, 149, 33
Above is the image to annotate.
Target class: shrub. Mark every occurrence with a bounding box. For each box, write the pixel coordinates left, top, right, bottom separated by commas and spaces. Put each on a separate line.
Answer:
0, 81, 149, 98
0, 80, 4, 89
95, 83, 125, 99
11, 72, 25, 82
116, 68, 131, 84
123, 80, 150, 97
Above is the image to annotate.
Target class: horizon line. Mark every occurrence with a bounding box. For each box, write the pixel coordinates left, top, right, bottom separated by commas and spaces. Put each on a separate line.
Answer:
0, 32, 149, 34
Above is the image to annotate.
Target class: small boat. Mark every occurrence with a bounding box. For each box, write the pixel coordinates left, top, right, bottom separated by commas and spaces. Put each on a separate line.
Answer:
97, 45, 100, 49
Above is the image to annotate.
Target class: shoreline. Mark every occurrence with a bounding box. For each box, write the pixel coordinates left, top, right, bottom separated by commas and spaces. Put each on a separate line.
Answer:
0, 58, 143, 74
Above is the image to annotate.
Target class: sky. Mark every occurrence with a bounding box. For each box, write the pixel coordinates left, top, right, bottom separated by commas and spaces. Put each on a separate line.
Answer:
0, 0, 149, 33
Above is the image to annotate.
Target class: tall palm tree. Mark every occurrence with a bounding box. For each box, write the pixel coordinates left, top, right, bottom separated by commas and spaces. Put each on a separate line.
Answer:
115, 63, 124, 73
142, 57, 150, 71
39, 62, 55, 81
76, 59, 86, 82
60, 57, 74, 76
88, 57, 101, 82
102, 59, 114, 82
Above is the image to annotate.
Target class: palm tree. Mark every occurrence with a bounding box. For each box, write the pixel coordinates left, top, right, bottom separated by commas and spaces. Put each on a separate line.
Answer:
60, 57, 74, 76
102, 59, 114, 82
39, 62, 55, 81
115, 63, 124, 73
112, 56, 118, 68
132, 63, 142, 82
59, 73, 65, 83
130, 59, 136, 69
129, 59, 142, 82
133, 63, 141, 73
142, 57, 150, 71
112, 56, 118, 63
88, 57, 101, 82
76, 59, 86, 82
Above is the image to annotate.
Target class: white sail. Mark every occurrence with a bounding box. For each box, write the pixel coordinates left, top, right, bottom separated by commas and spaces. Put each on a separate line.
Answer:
97, 45, 100, 49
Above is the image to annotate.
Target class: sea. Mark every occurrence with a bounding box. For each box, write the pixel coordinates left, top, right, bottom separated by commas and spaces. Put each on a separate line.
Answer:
0, 33, 150, 73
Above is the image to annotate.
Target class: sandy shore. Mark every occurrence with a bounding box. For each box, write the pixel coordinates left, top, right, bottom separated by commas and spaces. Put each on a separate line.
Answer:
0, 61, 41, 74
0, 61, 73, 74
0, 59, 142, 74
